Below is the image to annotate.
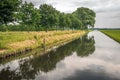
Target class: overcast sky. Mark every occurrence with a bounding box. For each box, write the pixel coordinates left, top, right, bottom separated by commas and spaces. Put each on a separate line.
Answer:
24, 0, 120, 28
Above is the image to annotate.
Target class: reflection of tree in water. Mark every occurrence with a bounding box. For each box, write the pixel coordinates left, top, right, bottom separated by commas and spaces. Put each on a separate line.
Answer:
0, 35, 95, 80
0, 67, 21, 80
75, 35, 95, 56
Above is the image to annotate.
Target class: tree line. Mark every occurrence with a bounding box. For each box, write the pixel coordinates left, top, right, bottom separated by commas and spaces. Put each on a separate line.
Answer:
0, 0, 96, 31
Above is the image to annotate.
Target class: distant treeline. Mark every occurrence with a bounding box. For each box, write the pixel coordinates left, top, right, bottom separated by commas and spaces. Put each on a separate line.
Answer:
0, 0, 96, 31
92, 28, 120, 30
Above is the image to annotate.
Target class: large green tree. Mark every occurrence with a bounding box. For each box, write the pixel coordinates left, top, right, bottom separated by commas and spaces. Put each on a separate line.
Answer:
73, 7, 96, 29
72, 17, 82, 30
65, 14, 72, 30
0, 0, 21, 25
39, 4, 59, 31
18, 2, 40, 25
17, 1, 41, 31
59, 13, 67, 30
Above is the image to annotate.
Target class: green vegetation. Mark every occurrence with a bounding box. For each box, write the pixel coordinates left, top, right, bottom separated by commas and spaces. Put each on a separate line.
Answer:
0, 0, 96, 31
101, 30, 120, 43
0, 0, 21, 25
0, 30, 87, 57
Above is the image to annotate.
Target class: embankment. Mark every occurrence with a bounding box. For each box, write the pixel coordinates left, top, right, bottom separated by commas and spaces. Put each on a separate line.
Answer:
0, 30, 87, 58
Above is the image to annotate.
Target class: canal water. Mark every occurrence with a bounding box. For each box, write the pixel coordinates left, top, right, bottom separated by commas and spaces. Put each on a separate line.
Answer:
0, 31, 120, 80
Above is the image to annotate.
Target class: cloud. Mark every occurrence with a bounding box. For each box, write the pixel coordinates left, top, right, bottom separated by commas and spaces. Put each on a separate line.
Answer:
22, 0, 47, 7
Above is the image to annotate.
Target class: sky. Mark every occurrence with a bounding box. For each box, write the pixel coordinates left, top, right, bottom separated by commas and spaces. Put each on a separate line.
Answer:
24, 0, 120, 28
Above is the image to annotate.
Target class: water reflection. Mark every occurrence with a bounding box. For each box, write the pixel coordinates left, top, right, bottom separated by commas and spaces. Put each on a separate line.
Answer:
46, 53, 120, 80
0, 35, 95, 80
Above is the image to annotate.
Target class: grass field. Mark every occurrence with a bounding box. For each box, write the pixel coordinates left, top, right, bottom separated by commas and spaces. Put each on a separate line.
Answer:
0, 30, 87, 57
100, 30, 120, 43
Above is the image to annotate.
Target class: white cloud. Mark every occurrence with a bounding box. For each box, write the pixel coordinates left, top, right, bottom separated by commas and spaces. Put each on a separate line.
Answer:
24, 0, 120, 28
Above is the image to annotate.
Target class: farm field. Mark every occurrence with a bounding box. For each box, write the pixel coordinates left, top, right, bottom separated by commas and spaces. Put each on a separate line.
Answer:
100, 30, 120, 43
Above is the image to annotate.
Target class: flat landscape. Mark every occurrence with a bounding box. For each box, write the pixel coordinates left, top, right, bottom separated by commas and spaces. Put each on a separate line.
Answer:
0, 0, 120, 80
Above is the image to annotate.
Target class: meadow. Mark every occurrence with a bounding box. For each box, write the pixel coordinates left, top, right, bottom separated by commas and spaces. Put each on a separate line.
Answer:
100, 30, 120, 43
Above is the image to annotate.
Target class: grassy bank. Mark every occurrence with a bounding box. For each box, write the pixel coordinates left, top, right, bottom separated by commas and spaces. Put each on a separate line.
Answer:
100, 30, 120, 43
0, 30, 87, 58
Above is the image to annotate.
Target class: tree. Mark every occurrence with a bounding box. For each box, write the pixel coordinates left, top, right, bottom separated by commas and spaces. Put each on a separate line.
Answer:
32, 8, 41, 31
65, 14, 72, 30
17, 1, 41, 31
39, 4, 58, 31
59, 13, 66, 30
73, 17, 82, 30
0, 0, 21, 25
85, 10, 96, 28
54, 10, 60, 31
18, 2, 39, 24
73, 7, 96, 29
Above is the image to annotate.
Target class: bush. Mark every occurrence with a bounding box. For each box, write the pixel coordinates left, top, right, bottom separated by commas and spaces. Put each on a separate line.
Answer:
0, 25, 8, 32
0, 24, 37, 31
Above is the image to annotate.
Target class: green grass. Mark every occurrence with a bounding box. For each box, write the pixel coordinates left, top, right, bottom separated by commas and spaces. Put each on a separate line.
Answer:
0, 32, 34, 49
100, 30, 120, 43
0, 30, 87, 57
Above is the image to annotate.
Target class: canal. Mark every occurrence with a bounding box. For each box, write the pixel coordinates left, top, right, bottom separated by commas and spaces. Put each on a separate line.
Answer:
0, 31, 120, 80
